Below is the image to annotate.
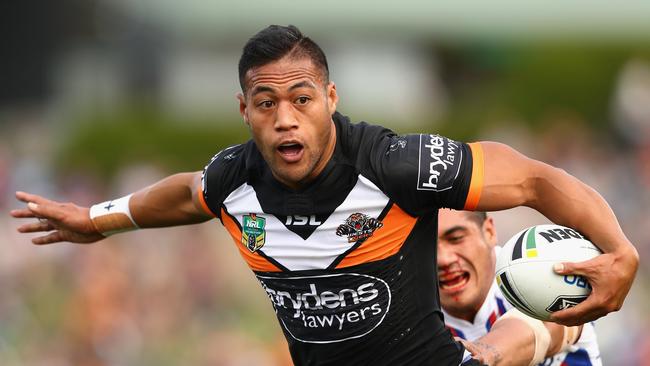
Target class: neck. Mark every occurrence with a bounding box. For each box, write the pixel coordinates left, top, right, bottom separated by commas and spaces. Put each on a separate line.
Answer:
308, 120, 337, 178
447, 308, 479, 323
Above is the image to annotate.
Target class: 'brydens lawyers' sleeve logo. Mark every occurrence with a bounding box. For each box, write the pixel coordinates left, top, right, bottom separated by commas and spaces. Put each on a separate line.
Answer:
416, 134, 462, 192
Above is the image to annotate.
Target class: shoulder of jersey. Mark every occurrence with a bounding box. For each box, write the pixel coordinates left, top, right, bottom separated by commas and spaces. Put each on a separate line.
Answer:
340, 117, 393, 141
205, 142, 251, 168
202, 142, 255, 202
334, 114, 395, 160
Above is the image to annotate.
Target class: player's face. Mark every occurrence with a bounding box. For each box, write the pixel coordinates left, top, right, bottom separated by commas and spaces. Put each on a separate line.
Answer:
238, 56, 338, 189
437, 210, 498, 322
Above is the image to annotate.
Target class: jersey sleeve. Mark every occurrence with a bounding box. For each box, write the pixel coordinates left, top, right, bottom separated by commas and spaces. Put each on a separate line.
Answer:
200, 144, 248, 219
367, 133, 484, 216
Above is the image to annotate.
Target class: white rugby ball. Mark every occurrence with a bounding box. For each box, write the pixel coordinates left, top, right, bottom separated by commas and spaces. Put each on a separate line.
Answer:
495, 224, 602, 321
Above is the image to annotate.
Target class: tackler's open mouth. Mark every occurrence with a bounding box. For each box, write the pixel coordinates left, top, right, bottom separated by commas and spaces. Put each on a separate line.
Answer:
439, 271, 470, 292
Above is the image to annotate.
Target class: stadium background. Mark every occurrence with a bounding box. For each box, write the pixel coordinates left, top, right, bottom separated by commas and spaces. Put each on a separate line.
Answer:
1, 1, 649, 365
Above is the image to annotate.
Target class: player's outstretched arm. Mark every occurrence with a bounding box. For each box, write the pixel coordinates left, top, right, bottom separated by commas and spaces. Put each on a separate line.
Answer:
473, 142, 639, 325
460, 308, 581, 366
11, 172, 212, 245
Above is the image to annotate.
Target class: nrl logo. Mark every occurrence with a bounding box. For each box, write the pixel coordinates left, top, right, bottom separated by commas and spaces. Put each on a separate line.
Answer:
336, 213, 383, 243
242, 213, 266, 252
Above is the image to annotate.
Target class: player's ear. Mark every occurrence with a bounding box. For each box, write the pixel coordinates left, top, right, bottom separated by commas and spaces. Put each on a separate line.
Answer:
326, 81, 338, 113
237, 92, 249, 126
483, 216, 498, 247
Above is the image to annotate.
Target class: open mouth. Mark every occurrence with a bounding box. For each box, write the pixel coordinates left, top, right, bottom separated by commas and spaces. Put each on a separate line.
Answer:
277, 142, 304, 162
439, 271, 470, 291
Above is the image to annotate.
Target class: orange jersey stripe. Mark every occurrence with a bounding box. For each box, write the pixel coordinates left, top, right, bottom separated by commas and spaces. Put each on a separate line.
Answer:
220, 208, 282, 272
336, 204, 417, 269
197, 185, 216, 217
464, 142, 484, 211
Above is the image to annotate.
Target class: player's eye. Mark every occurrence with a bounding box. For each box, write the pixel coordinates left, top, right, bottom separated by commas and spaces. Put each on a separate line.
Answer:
258, 100, 275, 109
295, 96, 310, 105
448, 235, 464, 244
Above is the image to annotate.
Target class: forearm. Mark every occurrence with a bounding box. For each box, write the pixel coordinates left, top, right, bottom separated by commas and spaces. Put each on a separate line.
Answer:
129, 172, 212, 228
478, 142, 635, 255
473, 318, 535, 366
521, 156, 640, 305
11, 172, 213, 245
525, 162, 631, 254
470, 316, 580, 366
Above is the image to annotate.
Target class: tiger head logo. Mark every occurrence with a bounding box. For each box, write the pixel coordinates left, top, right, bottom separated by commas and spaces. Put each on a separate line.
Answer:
336, 213, 383, 243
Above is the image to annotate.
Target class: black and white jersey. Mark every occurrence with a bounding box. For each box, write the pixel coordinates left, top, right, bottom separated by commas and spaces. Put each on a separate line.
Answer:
200, 112, 484, 366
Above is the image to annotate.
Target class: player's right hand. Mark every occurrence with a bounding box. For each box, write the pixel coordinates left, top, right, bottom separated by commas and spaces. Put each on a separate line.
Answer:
550, 244, 639, 326
10, 191, 105, 244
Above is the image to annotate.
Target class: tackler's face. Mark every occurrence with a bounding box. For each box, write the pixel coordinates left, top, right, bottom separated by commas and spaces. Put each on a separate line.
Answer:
437, 210, 498, 321
238, 56, 338, 189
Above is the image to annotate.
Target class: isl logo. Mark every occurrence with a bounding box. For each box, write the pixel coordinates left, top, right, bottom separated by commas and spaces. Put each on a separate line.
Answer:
242, 213, 267, 252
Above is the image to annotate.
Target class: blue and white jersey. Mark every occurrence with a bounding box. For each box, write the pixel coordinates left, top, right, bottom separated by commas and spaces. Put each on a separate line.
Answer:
443, 277, 602, 366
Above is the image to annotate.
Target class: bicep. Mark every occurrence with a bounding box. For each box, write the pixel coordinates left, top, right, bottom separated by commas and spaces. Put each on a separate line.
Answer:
474, 141, 559, 212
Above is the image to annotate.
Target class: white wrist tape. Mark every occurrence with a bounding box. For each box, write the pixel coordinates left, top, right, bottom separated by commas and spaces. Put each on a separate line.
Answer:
496, 308, 551, 366
89, 194, 139, 236
560, 325, 582, 352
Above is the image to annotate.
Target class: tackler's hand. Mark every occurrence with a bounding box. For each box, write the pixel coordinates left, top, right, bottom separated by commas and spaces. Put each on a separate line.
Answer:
458, 338, 500, 366
10, 191, 105, 244
550, 245, 639, 326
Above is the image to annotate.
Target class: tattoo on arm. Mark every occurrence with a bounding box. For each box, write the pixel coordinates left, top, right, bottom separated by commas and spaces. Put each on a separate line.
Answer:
472, 341, 503, 365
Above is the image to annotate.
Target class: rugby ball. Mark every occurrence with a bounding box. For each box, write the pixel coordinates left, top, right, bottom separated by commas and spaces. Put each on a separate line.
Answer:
495, 224, 602, 321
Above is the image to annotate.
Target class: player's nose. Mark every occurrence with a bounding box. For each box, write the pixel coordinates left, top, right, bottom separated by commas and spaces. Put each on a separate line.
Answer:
274, 101, 299, 131
437, 244, 458, 267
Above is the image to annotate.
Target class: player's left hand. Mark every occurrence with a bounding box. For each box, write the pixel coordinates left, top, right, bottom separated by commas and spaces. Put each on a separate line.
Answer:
550, 244, 639, 326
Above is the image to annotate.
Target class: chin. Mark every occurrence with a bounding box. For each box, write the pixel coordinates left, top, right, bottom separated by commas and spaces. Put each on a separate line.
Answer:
443, 290, 478, 306
275, 169, 309, 187
286, 163, 318, 181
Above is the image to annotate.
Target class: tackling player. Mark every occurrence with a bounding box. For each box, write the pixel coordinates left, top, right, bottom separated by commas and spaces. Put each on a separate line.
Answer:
10, 25, 636, 365
438, 209, 601, 365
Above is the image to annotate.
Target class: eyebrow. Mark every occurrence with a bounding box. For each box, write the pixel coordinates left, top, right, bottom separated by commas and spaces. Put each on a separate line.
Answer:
289, 81, 316, 91
251, 85, 275, 97
440, 225, 468, 238
250, 81, 316, 97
